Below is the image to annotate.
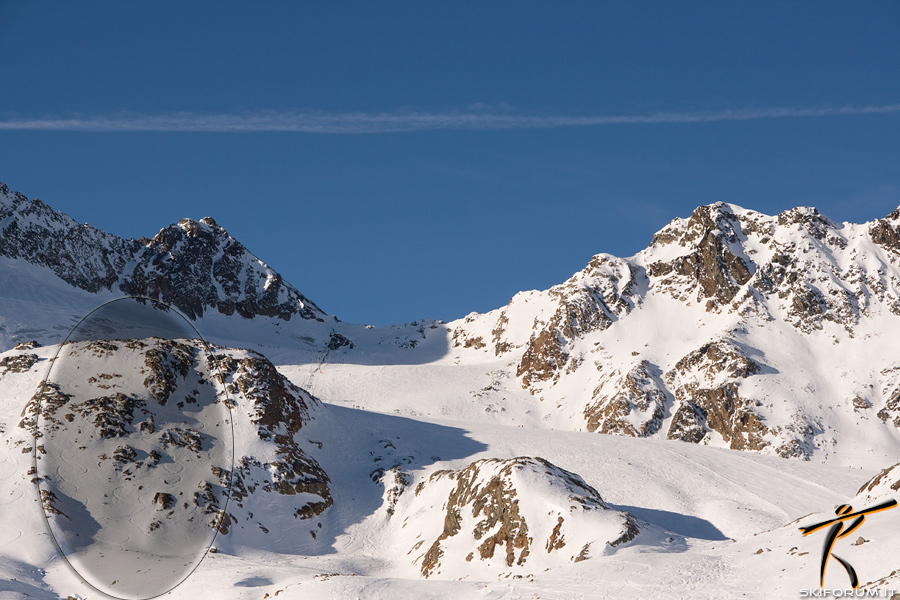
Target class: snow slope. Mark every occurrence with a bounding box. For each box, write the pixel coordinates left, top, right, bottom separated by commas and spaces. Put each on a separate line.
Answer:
3, 185, 900, 597
0, 361, 888, 598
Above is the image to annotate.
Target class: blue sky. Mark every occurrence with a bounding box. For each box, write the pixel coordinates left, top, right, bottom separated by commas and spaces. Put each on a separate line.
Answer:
1, 2, 899, 325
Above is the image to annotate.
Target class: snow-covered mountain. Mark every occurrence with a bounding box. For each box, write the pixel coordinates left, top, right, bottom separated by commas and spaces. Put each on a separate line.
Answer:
3, 182, 900, 598
444, 202, 900, 462
0, 183, 324, 348
7, 183, 900, 466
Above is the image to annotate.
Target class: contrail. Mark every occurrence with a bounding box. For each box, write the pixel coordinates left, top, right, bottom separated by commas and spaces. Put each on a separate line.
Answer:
0, 103, 897, 133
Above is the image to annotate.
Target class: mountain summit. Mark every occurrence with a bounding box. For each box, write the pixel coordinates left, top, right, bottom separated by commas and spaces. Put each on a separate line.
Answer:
0, 182, 324, 323
447, 201, 900, 460
4, 183, 900, 462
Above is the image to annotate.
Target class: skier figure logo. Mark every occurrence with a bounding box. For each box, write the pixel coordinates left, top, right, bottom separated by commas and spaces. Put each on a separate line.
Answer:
799, 499, 897, 589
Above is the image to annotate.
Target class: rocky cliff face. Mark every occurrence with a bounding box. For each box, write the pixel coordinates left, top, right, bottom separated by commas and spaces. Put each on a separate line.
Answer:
648, 205, 754, 310
0, 183, 324, 322
209, 348, 332, 523
451, 253, 638, 385
584, 359, 667, 437
449, 202, 900, 459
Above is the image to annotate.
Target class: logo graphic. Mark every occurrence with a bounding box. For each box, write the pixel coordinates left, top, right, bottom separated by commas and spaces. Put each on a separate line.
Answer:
799, 499, 897, 589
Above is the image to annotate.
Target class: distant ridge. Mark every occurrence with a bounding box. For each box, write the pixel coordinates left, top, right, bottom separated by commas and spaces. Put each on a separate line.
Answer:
0, 182, 324, 323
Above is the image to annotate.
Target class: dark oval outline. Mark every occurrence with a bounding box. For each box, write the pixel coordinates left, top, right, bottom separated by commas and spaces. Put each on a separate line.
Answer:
30, 296, 236, 600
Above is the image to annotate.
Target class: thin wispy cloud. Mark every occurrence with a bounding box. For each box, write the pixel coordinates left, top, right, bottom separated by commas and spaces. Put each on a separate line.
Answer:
1, 103, 898, 134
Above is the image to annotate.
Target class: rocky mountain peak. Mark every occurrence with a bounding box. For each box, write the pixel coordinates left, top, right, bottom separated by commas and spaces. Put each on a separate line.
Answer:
447, 200, 900, 460
775, 206, 838, 240
152, 216, 230, 251
0, 184, 138, 293
0, 183, 325, 323
651, 202, 745, 247
174, 216, 224, 237
868, 206, 900, 253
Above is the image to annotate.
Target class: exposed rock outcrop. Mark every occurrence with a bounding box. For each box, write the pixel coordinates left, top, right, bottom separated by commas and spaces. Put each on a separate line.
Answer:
663, 340, 770, 451
15, 338, 332, 544
648, 204, 753, 310
584, 360, 667, 436
858, 462, 900, 500
398, 457, 639, 578
515, 256, 638, 389
211, 348, 332, 518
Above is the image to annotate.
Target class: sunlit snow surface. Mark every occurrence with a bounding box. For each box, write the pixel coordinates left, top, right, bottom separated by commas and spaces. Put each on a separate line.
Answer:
1, 333, 896, 599
32, 298, 233, 599
7, 197, 900, 596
